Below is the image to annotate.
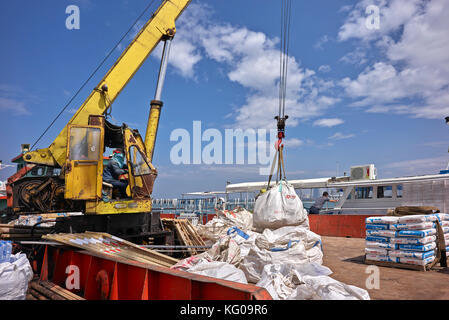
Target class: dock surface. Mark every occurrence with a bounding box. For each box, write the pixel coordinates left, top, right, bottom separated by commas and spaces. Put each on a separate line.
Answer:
321, 236, 449, 300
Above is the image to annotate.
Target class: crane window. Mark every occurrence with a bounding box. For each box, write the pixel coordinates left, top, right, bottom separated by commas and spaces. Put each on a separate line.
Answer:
69, 127, 101, 161
129, 146, 151, 176
377, 186, 393, 198
355, 187, 373, 199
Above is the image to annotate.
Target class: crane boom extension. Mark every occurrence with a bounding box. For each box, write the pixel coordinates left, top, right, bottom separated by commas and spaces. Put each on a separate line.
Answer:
24, 0, 191, 167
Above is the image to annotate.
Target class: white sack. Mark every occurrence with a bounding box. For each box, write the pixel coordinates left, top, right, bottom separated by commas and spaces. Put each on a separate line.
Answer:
253, 181, 308, 231
256, 263, 332, 300
240, 226, 323, 283
187, 261, 248, 284
290, 275, 370, 300
0, 253, 33, 300
255, 263, 369, 300
196, 208, 254, 242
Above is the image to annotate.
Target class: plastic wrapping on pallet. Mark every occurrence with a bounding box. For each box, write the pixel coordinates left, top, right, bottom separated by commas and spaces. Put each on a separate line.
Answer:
365, 216, 399, 224
366, 254, 435, 266
389, 222, 434, 231
253, 181, 308, 232
365, 224, 390, 230
396, 229, 437, 238
0, 253, 33, 300
365, 230, 397, 237
365, 241, 398, 250
398, 242, 437, 252
365, 236, 390, 243
366, 229, 437, 238
390, 235, 436, 245
365, 213, 449, 268
388, 250, 435, 259
365, 247, 388, 255
398, 214, 441, 224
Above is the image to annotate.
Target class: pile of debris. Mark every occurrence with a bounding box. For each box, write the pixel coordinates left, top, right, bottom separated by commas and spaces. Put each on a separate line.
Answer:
172, 206, 370, 300
162, 218, 207, 256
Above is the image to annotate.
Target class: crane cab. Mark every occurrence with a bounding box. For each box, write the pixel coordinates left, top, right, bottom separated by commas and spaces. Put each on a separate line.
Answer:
64, 115, 157, 214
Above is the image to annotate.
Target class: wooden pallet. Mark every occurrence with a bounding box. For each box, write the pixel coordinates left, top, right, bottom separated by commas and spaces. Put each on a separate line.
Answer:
364, 254, 449, 272
162, 218, 206, 256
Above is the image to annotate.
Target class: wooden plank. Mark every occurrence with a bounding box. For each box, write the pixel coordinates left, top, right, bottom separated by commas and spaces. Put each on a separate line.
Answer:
43, 232, 178, 268
1, 234, 45, 239
29, 288, 48, 300
40, 281, 85, 300
26, 293, 38, 301
365, 259, 428, 272
30, 282, 66, 300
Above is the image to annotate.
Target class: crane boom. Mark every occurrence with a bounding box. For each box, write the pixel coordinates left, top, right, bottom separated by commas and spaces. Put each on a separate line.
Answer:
24, 0, 191, 167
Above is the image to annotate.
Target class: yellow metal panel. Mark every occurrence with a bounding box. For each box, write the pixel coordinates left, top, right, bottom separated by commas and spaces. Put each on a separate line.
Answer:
65, 125, 104, 200
66, 162, 98, 199
85, 199, 152, 215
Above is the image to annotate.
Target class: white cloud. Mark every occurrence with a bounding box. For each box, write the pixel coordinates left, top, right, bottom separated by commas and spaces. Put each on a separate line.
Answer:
340, 47, 368, 65
285, 138, 304, 148
314, 35, 330, 50
338, 0, 422, 42
318, 65, 331, 73
338, 0, 449, 120
0, 85, 32, 115
329, 132, 355, 140
0, 97, 30, 115
165, 3, 339, 129
382, 155, 448, 175
313, 118, 344, 127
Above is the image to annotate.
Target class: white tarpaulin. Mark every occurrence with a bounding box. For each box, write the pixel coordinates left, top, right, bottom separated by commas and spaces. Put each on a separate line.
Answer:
0, 253, 33, 300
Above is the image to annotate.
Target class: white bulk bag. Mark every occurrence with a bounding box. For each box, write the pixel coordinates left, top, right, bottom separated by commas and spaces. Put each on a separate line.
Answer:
0, 253, 34, 300
187, 261, 248, 284
253, 181, 307, 231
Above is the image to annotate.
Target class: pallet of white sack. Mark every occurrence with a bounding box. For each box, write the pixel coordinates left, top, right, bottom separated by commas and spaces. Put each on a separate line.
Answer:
364, 255, 439, 272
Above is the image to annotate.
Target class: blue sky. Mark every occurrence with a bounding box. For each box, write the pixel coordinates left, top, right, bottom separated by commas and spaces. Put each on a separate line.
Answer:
1, 0, 449, 198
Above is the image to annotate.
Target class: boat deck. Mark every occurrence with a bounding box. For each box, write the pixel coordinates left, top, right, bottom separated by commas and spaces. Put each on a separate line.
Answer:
321, 236, 449, 300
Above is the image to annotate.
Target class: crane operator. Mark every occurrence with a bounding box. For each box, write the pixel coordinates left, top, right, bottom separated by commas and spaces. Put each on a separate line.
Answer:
103, 149, 129, 199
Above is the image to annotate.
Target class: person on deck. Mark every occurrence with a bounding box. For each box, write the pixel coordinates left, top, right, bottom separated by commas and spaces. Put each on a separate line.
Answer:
103, 149, 128, 199
308, 192, 338, 214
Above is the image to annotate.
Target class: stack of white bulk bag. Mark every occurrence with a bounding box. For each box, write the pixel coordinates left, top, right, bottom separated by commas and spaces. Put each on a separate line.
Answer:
365, 213, 449, 267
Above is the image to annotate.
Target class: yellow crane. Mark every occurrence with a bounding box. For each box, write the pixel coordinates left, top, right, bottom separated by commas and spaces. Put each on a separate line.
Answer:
8, 0, 191, 223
